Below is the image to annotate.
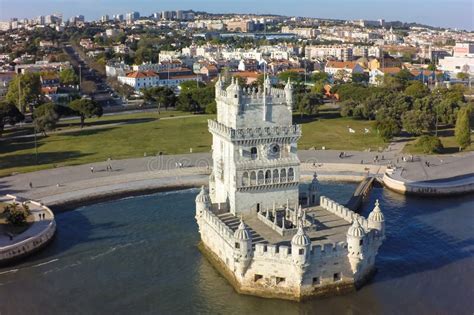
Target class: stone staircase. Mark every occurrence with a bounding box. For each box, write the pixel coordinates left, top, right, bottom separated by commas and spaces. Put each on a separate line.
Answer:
217, 213, 268, 246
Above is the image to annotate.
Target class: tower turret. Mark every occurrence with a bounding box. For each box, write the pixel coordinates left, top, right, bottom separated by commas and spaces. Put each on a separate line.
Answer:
195, 186, 211, 219
368, 199, 385, 239
284, 78, 294, 109
291, 220, 311, 276
226, 76, 242, 105
233, 218, 252, 276
308, 172, 318, 205
215, 74, 224, 94
346, 218, 366, 273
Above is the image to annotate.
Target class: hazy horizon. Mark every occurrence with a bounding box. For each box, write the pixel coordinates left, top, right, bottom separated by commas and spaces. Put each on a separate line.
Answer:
0, 0, 473, 30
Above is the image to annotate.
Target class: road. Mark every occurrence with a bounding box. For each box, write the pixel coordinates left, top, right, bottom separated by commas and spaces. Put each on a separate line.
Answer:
63, 44, 120, 107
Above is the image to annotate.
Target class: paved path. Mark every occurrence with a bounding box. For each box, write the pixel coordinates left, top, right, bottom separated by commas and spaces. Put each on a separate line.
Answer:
0, 150, 393, 205
1, 145, 471, 206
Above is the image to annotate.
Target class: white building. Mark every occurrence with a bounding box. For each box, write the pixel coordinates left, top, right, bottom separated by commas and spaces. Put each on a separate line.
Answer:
324, 61, 365, 81
118, 70, 201, 90
195, 77, 385, 301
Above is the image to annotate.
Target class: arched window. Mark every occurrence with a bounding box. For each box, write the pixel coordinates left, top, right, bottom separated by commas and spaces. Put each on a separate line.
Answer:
288, 168, 294, 181
273, 169, 279, 183
258, 170, 264, 185
250, 171, 256, 186
265, 170, 271, 184
242, 172, 249, 186
280, 169, 287, 182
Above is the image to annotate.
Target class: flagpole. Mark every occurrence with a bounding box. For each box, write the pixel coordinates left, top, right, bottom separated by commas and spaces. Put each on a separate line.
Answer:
263, 61, 266, 121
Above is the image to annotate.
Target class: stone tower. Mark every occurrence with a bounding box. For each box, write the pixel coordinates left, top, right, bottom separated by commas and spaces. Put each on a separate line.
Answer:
208, 76, 301, 214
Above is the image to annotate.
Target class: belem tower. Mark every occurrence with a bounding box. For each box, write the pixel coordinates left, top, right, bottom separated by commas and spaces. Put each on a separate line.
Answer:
195, 76, 386, 301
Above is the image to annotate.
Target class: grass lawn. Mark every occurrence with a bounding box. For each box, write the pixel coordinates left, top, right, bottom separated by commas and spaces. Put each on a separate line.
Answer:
403, 127, 474, 154
0, 109, 386, 177
296, 109, 386, 152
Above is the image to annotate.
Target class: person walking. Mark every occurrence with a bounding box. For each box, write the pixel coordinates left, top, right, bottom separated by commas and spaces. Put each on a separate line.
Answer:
29, 182, 33, 189
90, 166, 94, 173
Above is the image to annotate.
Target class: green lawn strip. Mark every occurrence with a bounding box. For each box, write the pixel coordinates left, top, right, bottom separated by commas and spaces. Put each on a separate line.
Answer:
1, 112, 387, 177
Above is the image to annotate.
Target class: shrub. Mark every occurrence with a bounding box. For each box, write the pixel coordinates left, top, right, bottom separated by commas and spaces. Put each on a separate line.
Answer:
4, 203, 31, 226
414, 135, 444, 154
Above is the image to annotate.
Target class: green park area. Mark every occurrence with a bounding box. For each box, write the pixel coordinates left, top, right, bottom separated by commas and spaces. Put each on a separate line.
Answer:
0, 109, 386, 177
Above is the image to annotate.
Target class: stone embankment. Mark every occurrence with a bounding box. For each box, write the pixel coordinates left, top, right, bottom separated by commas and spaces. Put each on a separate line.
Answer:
383, 168, 474, 196
0, 195, 56, 266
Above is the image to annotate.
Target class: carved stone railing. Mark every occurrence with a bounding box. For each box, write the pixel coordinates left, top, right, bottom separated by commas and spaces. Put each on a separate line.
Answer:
208, 120, 301, 142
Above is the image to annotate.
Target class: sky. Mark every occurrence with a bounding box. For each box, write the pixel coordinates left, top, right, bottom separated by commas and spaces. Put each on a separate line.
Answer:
0, 0, 473, 30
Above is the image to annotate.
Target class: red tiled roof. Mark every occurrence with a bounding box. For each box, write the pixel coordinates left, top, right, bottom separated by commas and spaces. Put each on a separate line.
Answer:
126, 71, 158, 78
326, 61, 358, 69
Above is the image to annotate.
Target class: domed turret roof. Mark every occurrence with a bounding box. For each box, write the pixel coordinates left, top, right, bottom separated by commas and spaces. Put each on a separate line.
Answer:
226, 76, 241, 93
347, 218, 366, 238
195, 186, 211, 204
291, 226, 311, 247
368, 199, 385, 222
234, 219, 251, 241
284, 77, 293, 90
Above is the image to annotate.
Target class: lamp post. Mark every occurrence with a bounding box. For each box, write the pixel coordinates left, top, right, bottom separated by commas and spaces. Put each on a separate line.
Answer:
79, 64, 82, 92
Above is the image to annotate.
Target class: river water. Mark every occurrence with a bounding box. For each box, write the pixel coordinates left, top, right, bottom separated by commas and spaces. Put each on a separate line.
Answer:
0, 183, 473, 315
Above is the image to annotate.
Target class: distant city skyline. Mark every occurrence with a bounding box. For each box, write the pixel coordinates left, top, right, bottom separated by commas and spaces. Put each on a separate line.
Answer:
0, 0, 473, 30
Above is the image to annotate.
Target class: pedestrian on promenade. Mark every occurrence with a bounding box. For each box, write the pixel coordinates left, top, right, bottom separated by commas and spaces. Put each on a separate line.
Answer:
38, 213, 42, 220
90, 166, 94, 173
29, 182, 33, 189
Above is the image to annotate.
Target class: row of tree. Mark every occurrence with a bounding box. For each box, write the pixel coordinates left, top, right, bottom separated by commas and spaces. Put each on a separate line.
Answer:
0, 98, 102, 137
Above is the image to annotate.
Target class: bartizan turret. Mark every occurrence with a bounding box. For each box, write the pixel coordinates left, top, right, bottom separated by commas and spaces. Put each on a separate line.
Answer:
346, 217, 366, 274
284, 78, 294, 109
291, 219, 311, 282
226, 76, 241, 105
233, 218, 252, 276
195, 186, 211, 220
368, 199, 385, 239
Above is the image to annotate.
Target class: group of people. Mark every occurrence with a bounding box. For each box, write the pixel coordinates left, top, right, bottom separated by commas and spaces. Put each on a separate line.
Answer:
38, 212, 47, 220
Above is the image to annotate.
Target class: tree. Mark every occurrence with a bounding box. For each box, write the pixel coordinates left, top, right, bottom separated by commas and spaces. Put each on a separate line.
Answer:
179, 80, 206, 92
376, 118, 401, 141
59, 68, 79, 86
455, 107, 471, 151
297, 92, 323, 117
69, 99, 103, 128
0, 101, 24, 137
4, 203, 31, 226
352, 73, 369, 84
404, 81, 430, 99
402, 110, 434, 135
6, 73, 42, 113
311, 72, 329, 83
278, 70, 302, 83
456, 72, 469, 81
142, 86, 177, 112
414, 135, 444, 154
33, 103, 59, 136
177, 90, 200, 113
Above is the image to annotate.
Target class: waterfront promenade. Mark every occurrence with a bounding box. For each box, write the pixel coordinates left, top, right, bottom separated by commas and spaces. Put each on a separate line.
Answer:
0, 150, 392, 207
0, 148, 472, 208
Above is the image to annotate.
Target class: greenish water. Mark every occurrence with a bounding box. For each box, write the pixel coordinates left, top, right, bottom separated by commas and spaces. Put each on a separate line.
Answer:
0, 182, 473, 315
